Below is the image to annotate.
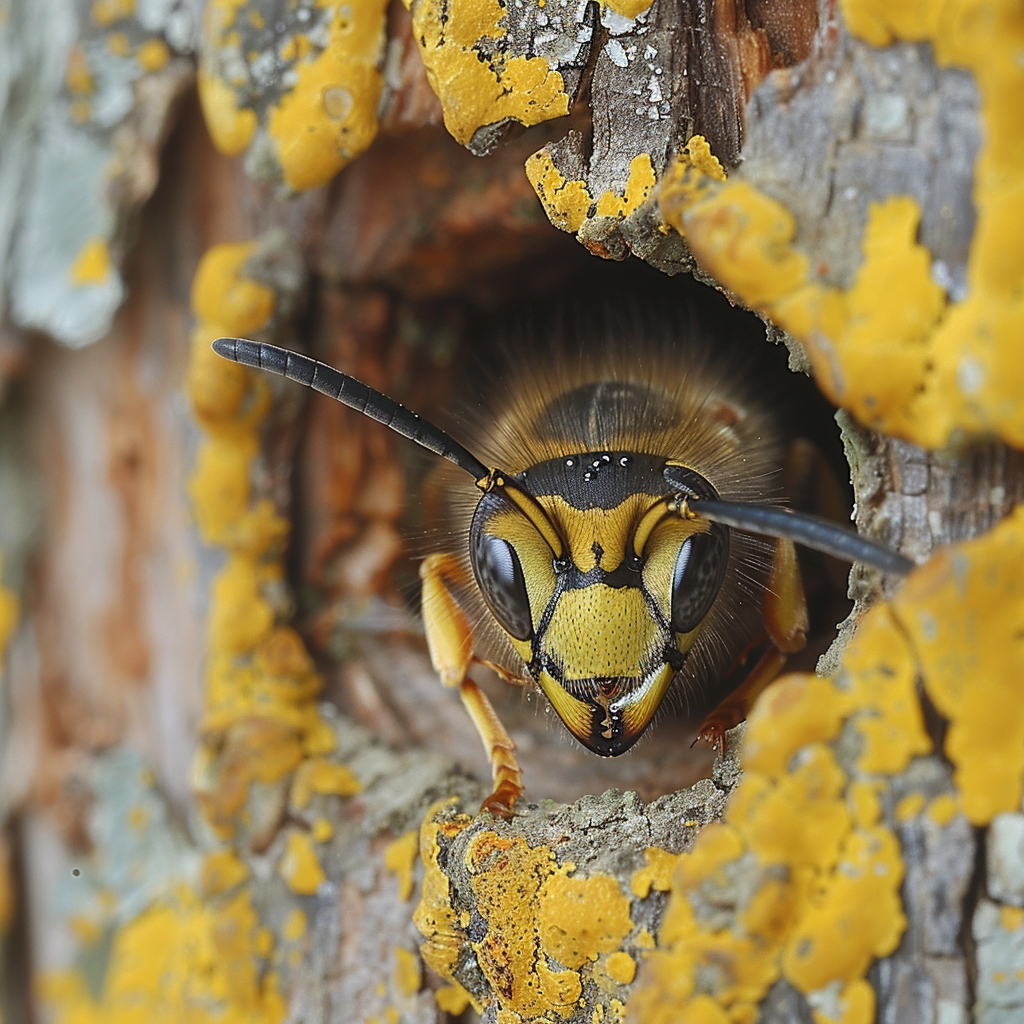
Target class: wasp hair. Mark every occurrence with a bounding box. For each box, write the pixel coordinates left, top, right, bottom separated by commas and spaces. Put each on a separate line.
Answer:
213, 338, 913, 576
682, 494, 914, 576
212, 338, 490, 481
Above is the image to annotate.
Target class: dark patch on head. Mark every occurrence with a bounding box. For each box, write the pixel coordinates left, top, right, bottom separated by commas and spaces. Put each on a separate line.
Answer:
530, 381, 678, 447
521, 451, 671, 509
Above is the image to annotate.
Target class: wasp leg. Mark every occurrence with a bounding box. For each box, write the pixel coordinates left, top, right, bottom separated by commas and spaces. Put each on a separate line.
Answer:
783, 437, 850, 525
420, 553, 524, 817
762, 536, 809, 655
477, 658, 529, 687
696, 537, 808, 752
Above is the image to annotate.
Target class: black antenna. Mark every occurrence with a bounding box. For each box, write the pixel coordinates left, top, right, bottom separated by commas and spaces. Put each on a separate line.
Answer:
691, 499, 913, 575
663, 466, 913, 575
212, 338, 489, 481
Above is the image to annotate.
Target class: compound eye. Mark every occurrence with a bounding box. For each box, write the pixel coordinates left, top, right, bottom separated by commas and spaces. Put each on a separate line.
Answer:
471, 531, 533, 641
670, 525, 730, 634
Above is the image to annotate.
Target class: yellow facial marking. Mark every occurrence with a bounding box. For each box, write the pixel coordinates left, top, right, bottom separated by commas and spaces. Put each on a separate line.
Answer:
496, 481, 563, 559
538, 661, 674, 751
618, 663, 674, 736
484, 508, 556, 627
642, 516, 709, 622
478, 481, 715, 753
538, 670, 593, 736
543, 585, 660, 680
509, 637, 533, 665
536, 493, 661, 572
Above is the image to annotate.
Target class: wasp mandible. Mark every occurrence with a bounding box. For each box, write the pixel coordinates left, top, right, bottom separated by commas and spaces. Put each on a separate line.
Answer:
212, 333, 911, 816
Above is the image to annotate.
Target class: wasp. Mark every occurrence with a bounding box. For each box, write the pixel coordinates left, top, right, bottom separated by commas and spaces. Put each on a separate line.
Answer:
212, 332, 911, 816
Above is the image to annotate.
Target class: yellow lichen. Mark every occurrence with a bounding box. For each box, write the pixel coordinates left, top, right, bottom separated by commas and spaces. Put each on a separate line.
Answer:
840, 608, 931, 776
66, 916, 99, 949
198, 69, 258, 156
435, 983, 473, 1015
629, 604, 926, 1023
46, 235, 343, 1024
847, 781, 882, 829
603, 951, 636, 986
405, 0, 570, 147
814, 980, 876, 1024
630, 848, 682, 898
279, 34, 314, 62
525, 150, 593, 233
526, 149, 660, 235
312, 817, 334, 843
107, 33, 131, 57
201, 850, 250, 897
266, 0, 389, 191
0, 555, 19, 670
523, 97, 726, 242
41, 886, 286, 1024
186, 239, 337, 844
188, 452, 282, 551
393, 947, 421, 996
632, 505, 1024, 1021
283, 908, 307, 941
199, 0, 258, 155
603, 0, 653, 18
781, 826, 905, 993
666, 186, 945, 439
728, 745, 852, 873
0, 838, 13, 937
65, 45, 94, 94
463, 832, 583, 1018
415, 814, 648, 1021
90, 0, 133, 27
595, 154, 657, 219
894, 793, 926, 822
1000, 906, 1024, 932
136, 39, 170, 72
742, 674, 851, 777
201, 0, 388, 188
926, 794, 960, 827
189, 242, 274, 336
186, 324, 254, 426
536, 869, 634, 969
683, 135, 727, 182
659, 7, 1024, 449
290, 757, 361, 809
69, 238, 112, 286
413, 807, 482, 1010
279, 831, 326, 895
384, 831, 420, 902
208, 557, 276, 655
892, 506, 1024, 824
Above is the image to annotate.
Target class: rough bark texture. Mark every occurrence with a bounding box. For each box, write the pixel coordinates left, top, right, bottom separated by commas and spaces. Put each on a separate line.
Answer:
1, 1, 1022, 1024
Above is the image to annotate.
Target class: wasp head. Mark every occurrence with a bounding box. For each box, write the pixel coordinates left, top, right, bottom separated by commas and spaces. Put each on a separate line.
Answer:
468, 453, 729, 755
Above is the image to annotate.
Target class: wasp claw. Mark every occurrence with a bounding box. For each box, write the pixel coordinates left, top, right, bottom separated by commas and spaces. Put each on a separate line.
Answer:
481, 784, 519, 819
694, 720, 729, 757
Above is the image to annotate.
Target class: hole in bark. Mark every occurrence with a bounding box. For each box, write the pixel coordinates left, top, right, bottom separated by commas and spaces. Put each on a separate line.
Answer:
297, 253, 854, 806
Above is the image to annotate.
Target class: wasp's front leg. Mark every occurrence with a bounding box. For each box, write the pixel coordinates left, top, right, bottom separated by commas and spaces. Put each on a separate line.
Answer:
420, 552, 524, 817
697, 537, 808, 752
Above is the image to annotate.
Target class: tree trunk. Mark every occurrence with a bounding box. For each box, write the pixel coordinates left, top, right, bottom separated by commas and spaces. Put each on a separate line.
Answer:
1, 2, 1021, 1024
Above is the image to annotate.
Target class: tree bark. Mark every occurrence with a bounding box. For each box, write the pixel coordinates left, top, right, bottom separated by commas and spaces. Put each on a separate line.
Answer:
1, 2, 1021, 1024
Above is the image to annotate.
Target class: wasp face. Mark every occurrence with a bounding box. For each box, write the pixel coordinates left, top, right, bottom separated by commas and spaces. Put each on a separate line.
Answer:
469, 453, 729, 755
